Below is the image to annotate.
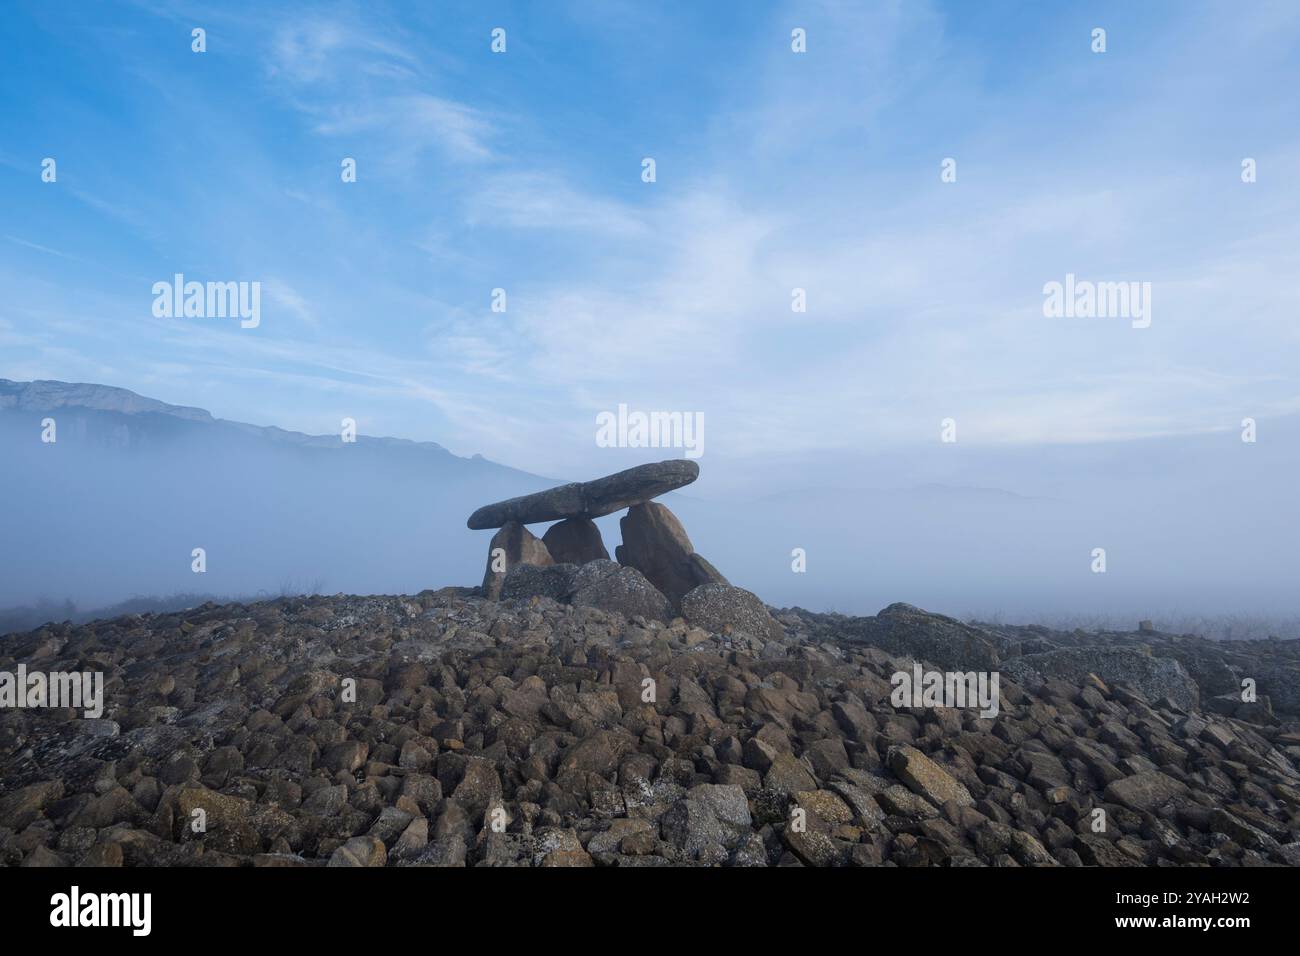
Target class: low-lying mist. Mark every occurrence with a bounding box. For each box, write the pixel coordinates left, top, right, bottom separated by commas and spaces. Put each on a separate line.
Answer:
3, 394, 1297, 639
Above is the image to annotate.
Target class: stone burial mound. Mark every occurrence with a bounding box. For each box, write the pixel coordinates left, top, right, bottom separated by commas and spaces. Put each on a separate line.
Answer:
3, 591, 1298, 869
469, 459, 775, 641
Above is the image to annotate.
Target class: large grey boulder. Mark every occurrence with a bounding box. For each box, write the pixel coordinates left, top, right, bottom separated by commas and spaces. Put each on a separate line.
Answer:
615, 501, 727, 610
467, 459, 698, 529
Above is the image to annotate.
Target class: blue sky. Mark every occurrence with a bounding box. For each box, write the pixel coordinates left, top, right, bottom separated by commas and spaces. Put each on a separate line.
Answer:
2, 0, 1299, 489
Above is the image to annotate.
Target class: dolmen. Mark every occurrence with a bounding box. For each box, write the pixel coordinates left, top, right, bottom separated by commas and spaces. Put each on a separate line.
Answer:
468, 460, 777, 638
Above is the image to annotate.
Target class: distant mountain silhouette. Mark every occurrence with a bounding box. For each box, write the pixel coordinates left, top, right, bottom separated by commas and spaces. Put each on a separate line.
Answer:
1, 379, 214, 420
3, 378, 502, 457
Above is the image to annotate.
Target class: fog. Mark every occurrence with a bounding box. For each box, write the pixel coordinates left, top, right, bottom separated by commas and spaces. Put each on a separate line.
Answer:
0, 403, 554, 610
670, 416, 1300, 623
3, 393, 1297, 635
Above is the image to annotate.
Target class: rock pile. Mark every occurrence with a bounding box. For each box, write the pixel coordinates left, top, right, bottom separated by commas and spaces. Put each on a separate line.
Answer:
2, 591, 1297, 867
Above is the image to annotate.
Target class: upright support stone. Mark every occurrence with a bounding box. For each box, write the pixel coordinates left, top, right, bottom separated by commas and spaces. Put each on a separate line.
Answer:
542, 517, 609, 565
616, 501, 727, 611
482, 521, 553, 600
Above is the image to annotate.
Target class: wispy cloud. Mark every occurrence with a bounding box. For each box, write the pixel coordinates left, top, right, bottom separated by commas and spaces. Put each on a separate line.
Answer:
310, 94, 495, 163
3, 0, 1300, 486
467, 172, 646, 234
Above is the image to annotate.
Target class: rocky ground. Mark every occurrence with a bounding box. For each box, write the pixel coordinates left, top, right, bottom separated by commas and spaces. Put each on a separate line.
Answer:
2, 581, 1299, 867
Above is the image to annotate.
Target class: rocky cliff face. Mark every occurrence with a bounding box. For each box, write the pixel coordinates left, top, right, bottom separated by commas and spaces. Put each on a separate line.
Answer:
1, 591, 1297, 867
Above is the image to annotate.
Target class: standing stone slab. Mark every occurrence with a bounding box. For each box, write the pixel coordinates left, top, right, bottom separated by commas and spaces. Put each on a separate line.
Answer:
542, 517, 610, 565
615, 501, 726, 610
467, 459, 699, 529
482, 521, 553, 600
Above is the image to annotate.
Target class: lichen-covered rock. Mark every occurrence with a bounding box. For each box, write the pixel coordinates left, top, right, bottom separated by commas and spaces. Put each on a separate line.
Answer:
500, 563, 579, 603
569, 560, 674, 622
887, 745, 974, 808
661, 784, 752, 859
681, 583, 783, 642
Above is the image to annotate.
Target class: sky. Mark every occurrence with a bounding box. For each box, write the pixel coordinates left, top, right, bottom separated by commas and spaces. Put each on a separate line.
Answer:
2, 0, 1300, 494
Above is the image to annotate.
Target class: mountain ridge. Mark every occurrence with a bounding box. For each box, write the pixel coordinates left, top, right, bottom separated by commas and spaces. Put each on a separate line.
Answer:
0, 378, 497, 463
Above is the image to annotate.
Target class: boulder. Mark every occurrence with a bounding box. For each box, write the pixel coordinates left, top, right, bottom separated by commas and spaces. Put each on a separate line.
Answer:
450, 757, 502, 817
481, 521, 553, 600
615, 502, 727, 610
541, 517, 609, 564
1103, 771, 1189, 812
681, 583, 783, 642
887, 745, 974, 808
763, 753, 817, 794
557, 729, 636, 778
327, 836, 387, 867
1075, 834, 1139, 867
0, 780, 64, 830
858, 603, 1002, 671
661, 784, 753, 858
467, 459, 699, 529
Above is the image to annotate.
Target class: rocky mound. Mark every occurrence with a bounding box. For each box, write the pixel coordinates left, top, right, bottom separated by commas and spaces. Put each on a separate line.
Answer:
1, 592, 1298, 867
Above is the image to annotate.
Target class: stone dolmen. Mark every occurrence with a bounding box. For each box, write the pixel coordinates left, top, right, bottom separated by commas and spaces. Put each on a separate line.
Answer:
468, 459, 730, 615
